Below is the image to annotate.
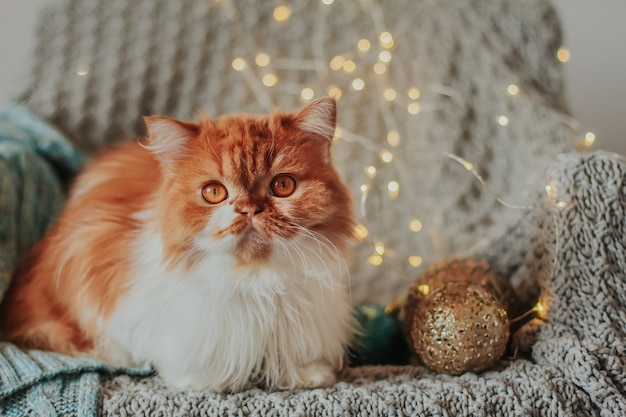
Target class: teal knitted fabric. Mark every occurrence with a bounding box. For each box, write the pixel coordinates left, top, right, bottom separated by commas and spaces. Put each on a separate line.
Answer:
0, 105, 83, 303
0, 106, 151, 416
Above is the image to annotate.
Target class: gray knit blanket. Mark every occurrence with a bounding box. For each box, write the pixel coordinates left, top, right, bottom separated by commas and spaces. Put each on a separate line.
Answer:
1, 0, 623, 415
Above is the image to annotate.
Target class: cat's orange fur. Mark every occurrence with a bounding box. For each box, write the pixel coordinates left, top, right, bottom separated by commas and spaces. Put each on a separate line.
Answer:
0, 98, 355, 391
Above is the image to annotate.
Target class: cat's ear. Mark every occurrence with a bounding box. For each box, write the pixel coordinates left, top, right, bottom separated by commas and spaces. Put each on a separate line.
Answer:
143, 116, 200, 163
294, 97, 337, 143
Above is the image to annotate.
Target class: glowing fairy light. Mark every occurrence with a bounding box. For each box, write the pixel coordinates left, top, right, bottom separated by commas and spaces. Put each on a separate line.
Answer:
386, 130, 400, 147
533, 299, 548, 319
380, 149, 394, 163
327, 85, 342, 99
262, 73, 278, 87
409, 218, 422, 232
301, 87, 315, 100
417, 284, 430, 295
255, 53, 271, 67
462, 160, 474, 171
498, 115, 509, 126
383, 88, 397, 101
557, 47, 570, 63
368, 254, 383, 266
360, 184, 369, 193
357, 38, 371, 52
354, 224, 368, 240
378, 50, 392, 63
555, 201, 568, 208
365, 166, 377, 178
409, 256, 423, 268
507, 84, 519, 96
407, 102, 421, 115
321, 0, 334, 4
379, 31, 394, 48
273, 5, 292, 22
342, 60, 356, 73
408, 87, 421, 100
373, 62, 386, 75
374, 242, 385, 255
545, 184, 556, 199
334, 126, 344, 139
584, 132, 596, 146
76, 64, 89, 76
387, 181, 400, 198
329, 55, 345, 71
231, 57, 247, 71
351, 78, 365, 91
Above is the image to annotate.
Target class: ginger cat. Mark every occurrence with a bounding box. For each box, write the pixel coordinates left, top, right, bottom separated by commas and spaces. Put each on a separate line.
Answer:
0, 97, 356, 392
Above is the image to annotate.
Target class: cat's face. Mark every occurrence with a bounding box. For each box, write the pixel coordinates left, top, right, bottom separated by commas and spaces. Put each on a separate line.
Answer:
144, 98, 354, 267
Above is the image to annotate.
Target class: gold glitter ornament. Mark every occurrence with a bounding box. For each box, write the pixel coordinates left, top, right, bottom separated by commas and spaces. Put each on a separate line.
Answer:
404, 258, 512, 375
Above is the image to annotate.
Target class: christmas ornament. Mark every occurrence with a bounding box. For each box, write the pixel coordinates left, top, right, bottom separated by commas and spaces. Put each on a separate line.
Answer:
349, 302, 409, 366
403, 258, 513, 375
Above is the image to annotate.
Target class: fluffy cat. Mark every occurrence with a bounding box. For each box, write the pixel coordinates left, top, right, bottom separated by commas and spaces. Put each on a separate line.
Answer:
0, 97, 356, 392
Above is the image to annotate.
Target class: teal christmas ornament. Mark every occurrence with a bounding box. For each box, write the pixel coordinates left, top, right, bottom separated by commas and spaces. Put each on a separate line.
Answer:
349, 302, 410, 366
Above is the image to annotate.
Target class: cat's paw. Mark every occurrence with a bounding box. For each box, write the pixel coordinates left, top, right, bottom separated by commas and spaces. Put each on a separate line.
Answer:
283, 361, 337, 389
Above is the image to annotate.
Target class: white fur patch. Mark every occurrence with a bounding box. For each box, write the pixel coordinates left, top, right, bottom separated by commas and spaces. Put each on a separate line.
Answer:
103, 216, 353, 392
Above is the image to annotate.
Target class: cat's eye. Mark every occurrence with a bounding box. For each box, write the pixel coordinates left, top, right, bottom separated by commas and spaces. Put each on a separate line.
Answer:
270, 175, 297, 198
202, 182, 228, 204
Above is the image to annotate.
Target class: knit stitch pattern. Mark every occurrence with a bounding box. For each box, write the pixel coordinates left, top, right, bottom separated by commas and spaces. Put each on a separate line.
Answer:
24, 0, 581, 304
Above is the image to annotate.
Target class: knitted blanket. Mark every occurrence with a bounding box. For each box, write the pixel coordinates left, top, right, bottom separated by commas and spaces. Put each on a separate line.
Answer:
2, 0, 624, 415
0, 106, 151, 416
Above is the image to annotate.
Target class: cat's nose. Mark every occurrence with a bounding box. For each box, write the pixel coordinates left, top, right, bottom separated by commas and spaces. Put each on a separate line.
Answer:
239, 205, 263, 220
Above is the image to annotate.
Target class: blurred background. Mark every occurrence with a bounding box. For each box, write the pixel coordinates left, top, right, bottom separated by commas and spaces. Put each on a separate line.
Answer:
1, 0, 624, 154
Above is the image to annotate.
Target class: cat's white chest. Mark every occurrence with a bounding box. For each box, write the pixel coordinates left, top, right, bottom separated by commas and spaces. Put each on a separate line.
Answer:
103, 227, 352, 391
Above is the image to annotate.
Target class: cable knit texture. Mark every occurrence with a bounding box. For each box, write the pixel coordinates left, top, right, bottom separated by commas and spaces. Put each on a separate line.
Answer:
0, 0, 622, 415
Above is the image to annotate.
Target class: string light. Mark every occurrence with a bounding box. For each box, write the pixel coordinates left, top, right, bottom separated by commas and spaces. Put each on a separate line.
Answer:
387, 181, 400, 198
373, 62, 386, 75
556, 47, 570, 63
407, 102, 421, 115
262, 73, 278, 87
368, 254, 383, 266
545, 184, 556, 199
386, 130, 400, 147
417, 284, 430, 296
300, 87, 315, 100
584, 132, 596, 146
223, 1, 582, 281
506, 84, 519, 96
231, 57, 247, 71
273, 5, 292, 22
329, 55, 345, 71
351, 78, 365, 91
76, 64, 89, 76
408, 87, 420, 100
374, 242, 385, 255
379, 31, 394, 48
255, 53, 271, 67
342, 60, 356, 73
383, 88, 397, 101
354, 224, 369, 240
365, 166, 377, 178
378, 51, 392, 63
380, 149, 394, 163
533, 299, 548, 320
327, 85, 342, 99
409, 219, 422, 232
409, 256, 423, 268
357, 38, 371, 52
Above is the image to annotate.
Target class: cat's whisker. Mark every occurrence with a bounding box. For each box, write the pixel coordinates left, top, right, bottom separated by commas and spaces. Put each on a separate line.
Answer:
282, 222, 350, 294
